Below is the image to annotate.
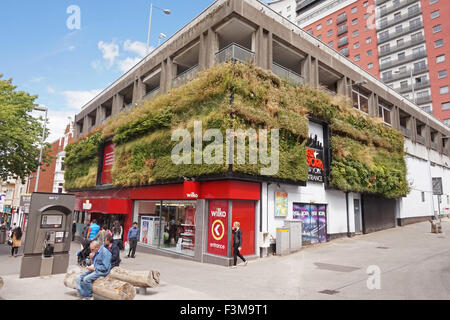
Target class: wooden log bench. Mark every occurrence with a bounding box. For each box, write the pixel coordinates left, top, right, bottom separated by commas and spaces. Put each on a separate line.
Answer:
64, 267, 160, 300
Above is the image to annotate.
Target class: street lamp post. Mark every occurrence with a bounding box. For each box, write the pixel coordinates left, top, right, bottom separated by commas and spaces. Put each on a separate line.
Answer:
34, 105, 48, 193
146, 3, 171, 53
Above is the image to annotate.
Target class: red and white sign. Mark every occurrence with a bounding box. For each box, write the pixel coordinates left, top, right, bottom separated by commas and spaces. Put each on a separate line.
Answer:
207, 200, 228, 256
183, 181, 200, 199
82, 200, 92, 210
101, 142, 115, 185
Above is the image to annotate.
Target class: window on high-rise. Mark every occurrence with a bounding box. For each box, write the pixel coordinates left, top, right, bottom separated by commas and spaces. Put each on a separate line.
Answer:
354, 54, 360, 61
395, 25, 403, 33
434, 39, 444, 48
398, 52, 406, 61
440, 86, 449, 94
317, 24, 322, 30
437, 55, 445, 63
328, 41, 334, 47
353, 30, 359, 37
410, 18, 421, 28
363, 1, 368, 7
393, 0, 400, 5
411, 32, 422, 41
400, 80, 408, 88
366, 37, 371, 44
368, 63, 373, 69
351, 7, 357, 14
442, 102, 450, 110
354, 42, 360, 49
433, 25, 442, 33
394, 12, 401, 22
352, 18, 358, 25
328, 29, 333, 36
327, 18, 333, 25
367, 50, 372, 56
430, 0, 438, 4
397, 38, 404, 47
431, 10, 440, 19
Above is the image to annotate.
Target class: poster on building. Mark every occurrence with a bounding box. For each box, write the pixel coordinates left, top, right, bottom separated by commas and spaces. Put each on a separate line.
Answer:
317, 205, 327, 243
140, 216, 151, 244
207, 200, 228, 256
307, 121, 325, 183
275, 192, 288, 217
101, 142, 115, 185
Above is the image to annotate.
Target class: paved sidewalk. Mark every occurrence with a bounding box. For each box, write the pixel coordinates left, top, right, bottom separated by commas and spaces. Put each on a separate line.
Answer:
1, 219, 450, 300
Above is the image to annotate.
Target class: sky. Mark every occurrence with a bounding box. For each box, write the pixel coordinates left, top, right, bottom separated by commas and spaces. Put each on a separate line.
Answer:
0, 0, 267, 142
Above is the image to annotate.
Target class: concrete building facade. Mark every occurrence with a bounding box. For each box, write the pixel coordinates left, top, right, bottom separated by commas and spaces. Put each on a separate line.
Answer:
72, 0, 450, 265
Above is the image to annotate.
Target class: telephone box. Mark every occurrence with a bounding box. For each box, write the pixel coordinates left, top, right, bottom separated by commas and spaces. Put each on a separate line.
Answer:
20, 193, 75, 278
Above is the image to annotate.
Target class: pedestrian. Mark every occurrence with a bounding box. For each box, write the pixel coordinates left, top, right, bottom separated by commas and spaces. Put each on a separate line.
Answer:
231, 221, 247, 268
72, 220, 77, 241
94, 225, 109, 245
126, 222, 139, 258
81, 221, 90, 239
86, 219, 100, 240
105, 234, 121, 268
10, 227, 23, 258
112, 220, 123, 250
76, 241, 111, 300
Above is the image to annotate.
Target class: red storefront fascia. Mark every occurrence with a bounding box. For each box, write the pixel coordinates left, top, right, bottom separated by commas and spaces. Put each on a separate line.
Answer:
74, 180, 260, 241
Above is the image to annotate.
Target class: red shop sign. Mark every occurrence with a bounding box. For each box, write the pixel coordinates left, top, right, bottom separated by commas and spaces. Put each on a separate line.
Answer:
207, 200, 228, 256
184, 181, 200, 199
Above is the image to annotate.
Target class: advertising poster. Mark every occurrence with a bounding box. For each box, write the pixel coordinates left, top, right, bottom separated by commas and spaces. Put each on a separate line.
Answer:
140, 216, 151, 244
207, 200, 228, 256
318, 205, 327, 243
101, 142, 115, 185
307, 121, 326, 183
275, 192, 288, 217
299, 204, 311, 243
310, 205, 319, 244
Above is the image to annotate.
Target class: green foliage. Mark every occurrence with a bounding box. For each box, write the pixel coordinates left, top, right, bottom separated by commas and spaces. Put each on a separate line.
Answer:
65, 62, 407, 198
0, 75, 52, 181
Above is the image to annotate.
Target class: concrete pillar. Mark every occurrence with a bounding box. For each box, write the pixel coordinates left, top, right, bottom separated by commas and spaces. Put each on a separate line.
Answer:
81, 117, 88, 136
160, 59, 167, 93
112, 93, 124, 117
254, 27, 272, 71
199, 29, 217, 69
369, 93, 378, 118
199, 32, 207, 71
301, 54, 312, 86
337, 77, 346, 95
132, 78, 144, 105
267, 31, 273, 71
311, 57, 319, 89
94, 107, 101, 128
392, 106, 400, 130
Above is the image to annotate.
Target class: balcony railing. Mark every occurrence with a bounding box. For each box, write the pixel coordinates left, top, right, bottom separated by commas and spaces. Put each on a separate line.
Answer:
379, 34, 425, 57
272, 62, 305, 86
416, 134, 425, 145
338, 37, 348, 48
380, 50, 427, 71
415, 94, 432, 105
143, 87, 160, 100
215, 43, 255, 64
382, 63, 428, 83
337, 24, 348, 36
401, 126, 411, 138
378, 0, 420, 18
377, 7, 422, 31
172, 65, 199, 88
378, 21, 423, 45
336, 14, 347, 24
397, 80, 430, 94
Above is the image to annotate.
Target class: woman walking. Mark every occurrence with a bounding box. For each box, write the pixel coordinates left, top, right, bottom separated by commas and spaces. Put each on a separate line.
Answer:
10, 227, 23, 258
231, 222, 247, 268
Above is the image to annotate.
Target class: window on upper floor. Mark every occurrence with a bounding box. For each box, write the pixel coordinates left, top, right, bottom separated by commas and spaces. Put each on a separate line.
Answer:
444, 119, 450, 127
364, 13, 369, 19
395, 25, 403, 33
382, 70, 393, 80
287, 5, 291, 12
400, 80, 408, 88
437, 55, 445, 63
327, 18, 333, 25
367, 49, 372, 56
366, 37, 371, 44
368, 63, 374, 69
352, 88, 369, 113
394, 12, 401, 22
430, 0, 438, 4
354, 54, 361, 61
352, 18, 358, 25
440, 86, 449, 94
354, 42, 360, 49
411, 32, 422, 41
393, 0, 400, 5
379, 103, 392, 125
317, 34, 322, 40
434, 39, 444, 48
353, 30, 359, 37
431, 10, 440, 19
317, 24, 322, 30
410, 18, 421, 28
398, 52, 406, 61
442, 102, 450, 110
328, 41, 334, 47
363, 1, 368, 7
328, 29, 333, 36
352, 7, 357, 14
433, 25, 442, 33
397, 38, 404, 47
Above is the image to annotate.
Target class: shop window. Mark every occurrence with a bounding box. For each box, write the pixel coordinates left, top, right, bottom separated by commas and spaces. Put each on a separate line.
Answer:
135, 200, 196, 256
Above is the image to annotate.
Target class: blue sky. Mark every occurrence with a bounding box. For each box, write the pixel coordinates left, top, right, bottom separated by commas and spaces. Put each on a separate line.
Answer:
1, 0, 252, 141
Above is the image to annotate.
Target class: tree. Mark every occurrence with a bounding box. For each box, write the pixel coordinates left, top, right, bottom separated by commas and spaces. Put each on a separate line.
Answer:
0, 75, 51, 182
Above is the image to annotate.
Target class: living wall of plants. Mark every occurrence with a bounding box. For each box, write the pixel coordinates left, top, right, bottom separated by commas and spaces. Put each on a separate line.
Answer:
64, 62, 408, 198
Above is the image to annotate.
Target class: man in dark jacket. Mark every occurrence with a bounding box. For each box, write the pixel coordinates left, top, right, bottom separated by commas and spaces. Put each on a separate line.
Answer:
105, 234, 121, 268
231, 221, 247, 268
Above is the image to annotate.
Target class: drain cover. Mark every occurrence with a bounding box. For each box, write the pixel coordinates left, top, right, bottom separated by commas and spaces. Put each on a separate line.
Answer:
319, 289, 339, 295
376, 246, 389, 249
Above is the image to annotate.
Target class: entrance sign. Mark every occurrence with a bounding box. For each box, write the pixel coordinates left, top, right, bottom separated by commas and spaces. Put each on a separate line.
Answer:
207, 200, 228, 256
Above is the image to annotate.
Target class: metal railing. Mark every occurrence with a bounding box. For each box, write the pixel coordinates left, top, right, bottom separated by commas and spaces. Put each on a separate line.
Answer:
172, 64, 199, 88
143, 87, 160, 100
336, 14, 347, 24
377, 7, 422, 31
397, 80, 430, 94
379, 34, 425, 57
378, 0, 420, 18
415, 94, 432, 105
272, 62, 305, 85
382, 64, 428, 83
338, 37, 348, 48
215, 43, 255, 64
378, 21, 423, 45
380, 50, 427, 71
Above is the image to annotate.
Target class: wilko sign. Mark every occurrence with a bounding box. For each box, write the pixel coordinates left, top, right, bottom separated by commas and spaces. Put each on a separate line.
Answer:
183, 181, 200, 199
208, 200, 228, 256
101, 142, 115, 185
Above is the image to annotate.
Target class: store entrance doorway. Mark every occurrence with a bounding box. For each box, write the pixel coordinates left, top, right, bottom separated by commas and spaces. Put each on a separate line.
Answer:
293, 203, 327, 245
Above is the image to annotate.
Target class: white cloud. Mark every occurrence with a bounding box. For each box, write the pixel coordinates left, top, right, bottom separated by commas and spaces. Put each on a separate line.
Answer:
123, 40, 148, 57
31, 105, 73, 143
62, 89, 102, 110
46, 87, 55, 94
98, 40, 119, 67
117, 57, 142, 74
